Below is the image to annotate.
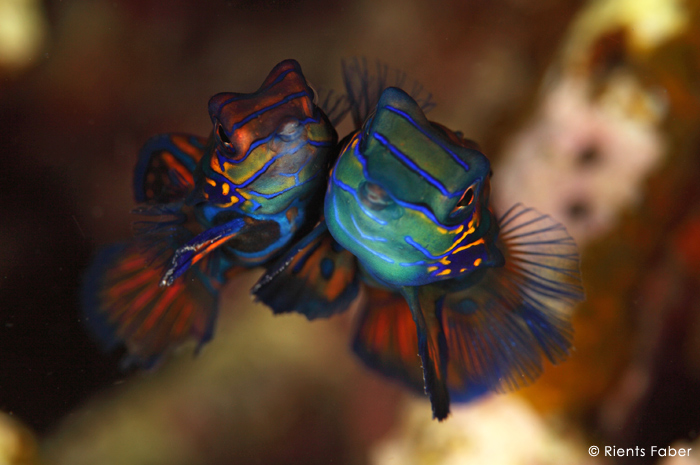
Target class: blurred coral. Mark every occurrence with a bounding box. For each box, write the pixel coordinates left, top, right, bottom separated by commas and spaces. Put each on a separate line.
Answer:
0, 412, 40, 465
371, 395, 598, 465
493, 72, 666, 245
491, 0, 700, 460
0, 0, 47, 75
658, 440, 700, 465
492, 0, 684, 246
40, 274, 402, 465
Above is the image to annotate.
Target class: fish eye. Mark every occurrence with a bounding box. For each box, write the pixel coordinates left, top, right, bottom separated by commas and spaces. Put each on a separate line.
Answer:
449, 184, 476, 217
216, 123, 234, 153
457, 187, 474, 207
359, 181, 393, 211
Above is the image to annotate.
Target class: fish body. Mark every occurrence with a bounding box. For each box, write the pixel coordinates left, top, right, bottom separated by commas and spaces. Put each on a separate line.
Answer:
255, 64, 584, 421
83, 59, 338, 365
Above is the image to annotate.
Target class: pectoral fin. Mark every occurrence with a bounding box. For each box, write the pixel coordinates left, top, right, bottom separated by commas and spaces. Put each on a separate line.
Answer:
441, 204, 584, 400
133, 133, 206, 204
160, 218, 246, 286
253, 220, 360, 319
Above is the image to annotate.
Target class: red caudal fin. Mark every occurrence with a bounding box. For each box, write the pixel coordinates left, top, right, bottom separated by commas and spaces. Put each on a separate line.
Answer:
81, 242, 228, 366
352, 287, 425, 394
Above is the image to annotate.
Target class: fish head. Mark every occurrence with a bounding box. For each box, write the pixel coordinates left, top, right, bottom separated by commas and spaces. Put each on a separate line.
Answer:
326, 87, 502, 287
195, 59, 337, 218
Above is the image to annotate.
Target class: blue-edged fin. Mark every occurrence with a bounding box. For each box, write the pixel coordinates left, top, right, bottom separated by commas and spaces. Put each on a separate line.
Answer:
253, 220, 359, 319
352, 287, 424, 394
81, 242, 227, 367
133, 133, 207, 204
131, 202, 237, 287
160, 217, 246, 286
402, 286, 451, 421
341, 57, 436, 129
441, 203, 584, 401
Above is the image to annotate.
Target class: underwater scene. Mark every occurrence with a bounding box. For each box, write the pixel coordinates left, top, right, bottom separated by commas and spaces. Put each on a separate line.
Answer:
1, 0, 700, 464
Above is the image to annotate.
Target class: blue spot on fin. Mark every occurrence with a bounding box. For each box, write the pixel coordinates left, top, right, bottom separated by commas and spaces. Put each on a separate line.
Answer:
320, 257, 335, 279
